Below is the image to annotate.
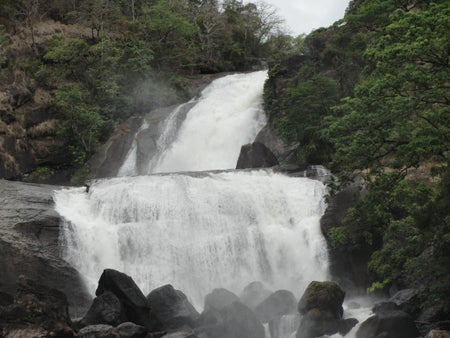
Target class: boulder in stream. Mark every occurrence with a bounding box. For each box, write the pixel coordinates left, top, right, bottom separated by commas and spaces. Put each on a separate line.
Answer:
239, 281, 272, 311
296, 281, 357, 338
254, 289, 296, 323
146, 284, 199, 330
197, 300, 265, 338
204, 288, 240, 312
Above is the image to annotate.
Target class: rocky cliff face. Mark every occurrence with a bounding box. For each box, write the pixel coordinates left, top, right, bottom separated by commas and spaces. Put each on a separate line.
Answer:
0, 179, 91, 317
0, 81, 70, 182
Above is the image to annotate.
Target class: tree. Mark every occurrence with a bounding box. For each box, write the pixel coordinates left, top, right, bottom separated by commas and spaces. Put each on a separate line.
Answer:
54, 84, 104, 163
327, 1, 450, 177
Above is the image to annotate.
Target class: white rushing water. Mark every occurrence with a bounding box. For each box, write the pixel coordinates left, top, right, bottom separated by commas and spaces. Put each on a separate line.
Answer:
55, 171, 328, 309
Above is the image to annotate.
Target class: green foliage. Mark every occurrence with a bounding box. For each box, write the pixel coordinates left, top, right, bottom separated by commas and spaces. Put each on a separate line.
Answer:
327, 2, 450, 175
275, 76, 339, 164
54, 84, 104, 164
70, 164, 91, 186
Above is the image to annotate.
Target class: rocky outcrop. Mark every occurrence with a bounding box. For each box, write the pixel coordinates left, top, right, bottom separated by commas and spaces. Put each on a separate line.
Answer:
320, 177, 368, 292
146, 284, 199, 331
0, 277, 76, 338
88, 117, 144, 178
296, 281, 357, 338
0, 179, 91, 317
254, 123, 299, 165
236, 142, 279, 169
0, 75, 73, 182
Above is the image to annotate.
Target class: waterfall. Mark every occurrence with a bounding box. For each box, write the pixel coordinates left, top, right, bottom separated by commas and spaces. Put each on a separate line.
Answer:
55, 171, 328, 309
55, 70, 334, 336
117, 71, 268, 175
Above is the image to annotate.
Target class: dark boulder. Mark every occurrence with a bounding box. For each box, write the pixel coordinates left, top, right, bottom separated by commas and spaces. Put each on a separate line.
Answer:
356, 310, 420, 338
146, 284, 199, 330
239, 281, 272, 311
298, 281, 345, 319
96, 269, 155, 330
0, 277, 75, 337
236, 142, 279, 169
197, 301, 265, 338
296, 281, 357, 338
204, 288, 240, 311
254, 289, 296, 323
254, 124, 299, 165
79, 291, 127, 328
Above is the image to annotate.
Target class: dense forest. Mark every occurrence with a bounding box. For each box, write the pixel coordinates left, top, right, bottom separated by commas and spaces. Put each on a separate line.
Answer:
1, 0, 449, 331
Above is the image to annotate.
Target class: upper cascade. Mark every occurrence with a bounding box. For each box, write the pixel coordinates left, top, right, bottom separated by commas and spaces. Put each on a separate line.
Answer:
118, 71, 268, 176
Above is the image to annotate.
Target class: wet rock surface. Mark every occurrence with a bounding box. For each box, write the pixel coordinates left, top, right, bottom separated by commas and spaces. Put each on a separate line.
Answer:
236, 142, 279, 169
0, 179, 91, 317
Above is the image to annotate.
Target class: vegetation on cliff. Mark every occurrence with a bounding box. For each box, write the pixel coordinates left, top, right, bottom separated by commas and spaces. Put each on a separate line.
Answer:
0, 0, 289, 182
264, 0, 450, 320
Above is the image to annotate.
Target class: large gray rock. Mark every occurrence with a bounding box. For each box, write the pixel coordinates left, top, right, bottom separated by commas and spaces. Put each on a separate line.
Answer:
239, 282, 272, 311
254, 290, 296, 323
254, 123, 299, 164
236, 142, 279, 169
356, 310, 420, 338
0, 179, 91, 317
204, 288, 240, 312
79, 291, 127, 328
146, 284, 199, 330
197, 301, 265, 338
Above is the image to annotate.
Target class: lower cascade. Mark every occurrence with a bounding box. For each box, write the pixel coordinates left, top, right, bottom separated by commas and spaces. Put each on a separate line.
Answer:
55, 170, 329, 310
